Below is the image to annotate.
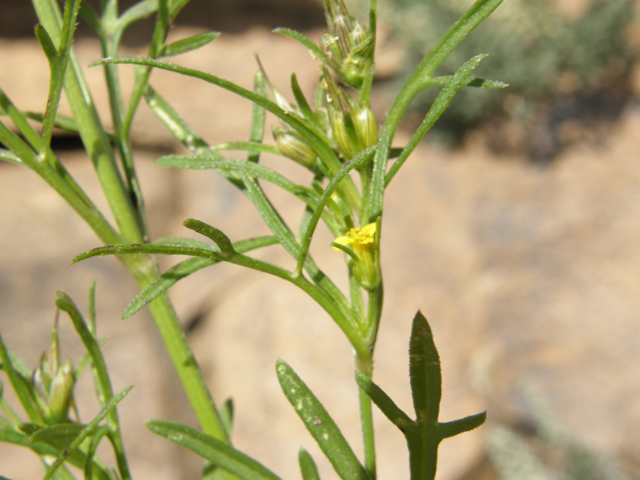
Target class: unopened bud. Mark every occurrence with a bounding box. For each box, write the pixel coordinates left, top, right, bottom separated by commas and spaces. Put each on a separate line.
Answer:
330, 111, 358, 159
354, 106, 378, 149
321, 33, 343, 64
274, 128, 316, 168
47, 360, 74, 424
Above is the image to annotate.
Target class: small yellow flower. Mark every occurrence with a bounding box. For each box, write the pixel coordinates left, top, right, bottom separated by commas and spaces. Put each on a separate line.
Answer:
333, 223, 376, 251
332, 223, 379, 290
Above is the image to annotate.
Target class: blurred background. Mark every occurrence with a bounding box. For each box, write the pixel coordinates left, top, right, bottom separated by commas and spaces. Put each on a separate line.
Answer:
1, 0, 639, 479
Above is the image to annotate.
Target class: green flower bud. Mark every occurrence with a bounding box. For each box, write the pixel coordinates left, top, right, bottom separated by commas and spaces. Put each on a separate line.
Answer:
274, 127, 316, 168
348, 21, 368, 50
353, 106, 378, 149
320, 33, 343, 65
47, 360, 74, 424
330, 110, 358, 159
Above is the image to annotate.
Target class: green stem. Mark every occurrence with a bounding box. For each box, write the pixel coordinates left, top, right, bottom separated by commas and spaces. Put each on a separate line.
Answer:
355, 350, 376, 479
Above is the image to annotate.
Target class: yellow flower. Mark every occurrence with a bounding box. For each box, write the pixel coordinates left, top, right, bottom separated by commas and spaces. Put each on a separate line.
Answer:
333, 223, 376, 250
332, 223, 379, 290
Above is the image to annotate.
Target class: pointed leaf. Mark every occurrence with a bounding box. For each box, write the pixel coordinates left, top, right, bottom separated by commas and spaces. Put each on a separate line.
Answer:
220, 398, 234, 439
248, 69, 266, 163
438, 411, 487, 440
183, 219, 235, 258
72, 242, 218, 264
274, 28, 338, 70
409, 311, 442, 424
276, 360, 370, 480
147, 419, 281, 480
161, 32, 220, 57
298, 448, 320, 480
355, 374, 413, 434
124, 235, 279, 318
290, 74, 319, 128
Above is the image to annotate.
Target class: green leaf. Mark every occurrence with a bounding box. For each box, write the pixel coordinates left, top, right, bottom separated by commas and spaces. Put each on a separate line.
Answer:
161, 32, 220, 57
355, 374, 413, 433
147, 420, 281, 480
438, 412, 486, 439
385, 54, 488, 184
183, 219, 235, 258
248, 69, 266, 163
274, 28, 338, 71
29, 424, 86, 451
298, 449, 320, 480
276, 360, 370, 480
123, 235, 278, 318
220, 398, 234, 439
73, 242, 218, 264
155, 154, 318, 206
409, 311, 442, 424
0, 331, 43, 424
0, 150, 23, 166
42, 386, 132, 480
209, 142, 280, 157
35, 24, 58, 61
290, 74, 319, 129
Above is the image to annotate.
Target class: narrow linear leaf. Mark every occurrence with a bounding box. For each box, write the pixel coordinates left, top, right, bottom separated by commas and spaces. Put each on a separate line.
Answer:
385, 54, 488, 185
276, 360, 370, 480
0, 331, 42, 424
35, 24, 58, 62
409, 311, 442, 424
355, 374, 413, 433
0, 150, 22, 165
438, 411, 487, 440
290, 74, 319, 128
116, 0, 158, 34
209, 142, 280, 157
219, 398, 234, 439
183, 219, 235, 258
161, 32, 220, 57
125, 235, 278, 318
298, 448, 320, 480
155, 154, 317, 204
248, 69, 266, 163
72, 242, 218, 264
147, 420, 281, 480
417, 75, 508, 90
43, 386, 132, 480
274, 28, 338, 70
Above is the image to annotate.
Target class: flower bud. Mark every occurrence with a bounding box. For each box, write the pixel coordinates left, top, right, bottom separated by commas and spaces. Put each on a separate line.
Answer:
330, 110, 360, 159
320, 33, 343, 64
47, 360, 74, 424
353, 106, 378, 149
274, 127, 316, 168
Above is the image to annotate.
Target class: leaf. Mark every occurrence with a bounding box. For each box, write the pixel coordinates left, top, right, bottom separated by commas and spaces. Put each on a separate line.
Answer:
161, 32, 220, 57
248, 69, 266, 163
72, 242, 218, 264
355, 374, 412, 433
124, 233, 277, 318
29, 424, 86, 451
298, 449, 320, 480
42, 386, 132, 480
155, 154, 318, 205
409, 311, 442, 424
438, 412, 486, 439
273, 28, 338, 71
385, 54, 489, 185
183, 219, 235, 258
276, 360, 370, 480
147, 420, 281, 480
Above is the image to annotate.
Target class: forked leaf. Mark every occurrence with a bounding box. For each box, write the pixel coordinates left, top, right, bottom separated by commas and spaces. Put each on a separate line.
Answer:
147, 420, 281, 480
161, 32, 220, 57
276, 360, 370, 480
298, 449, 320, 480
